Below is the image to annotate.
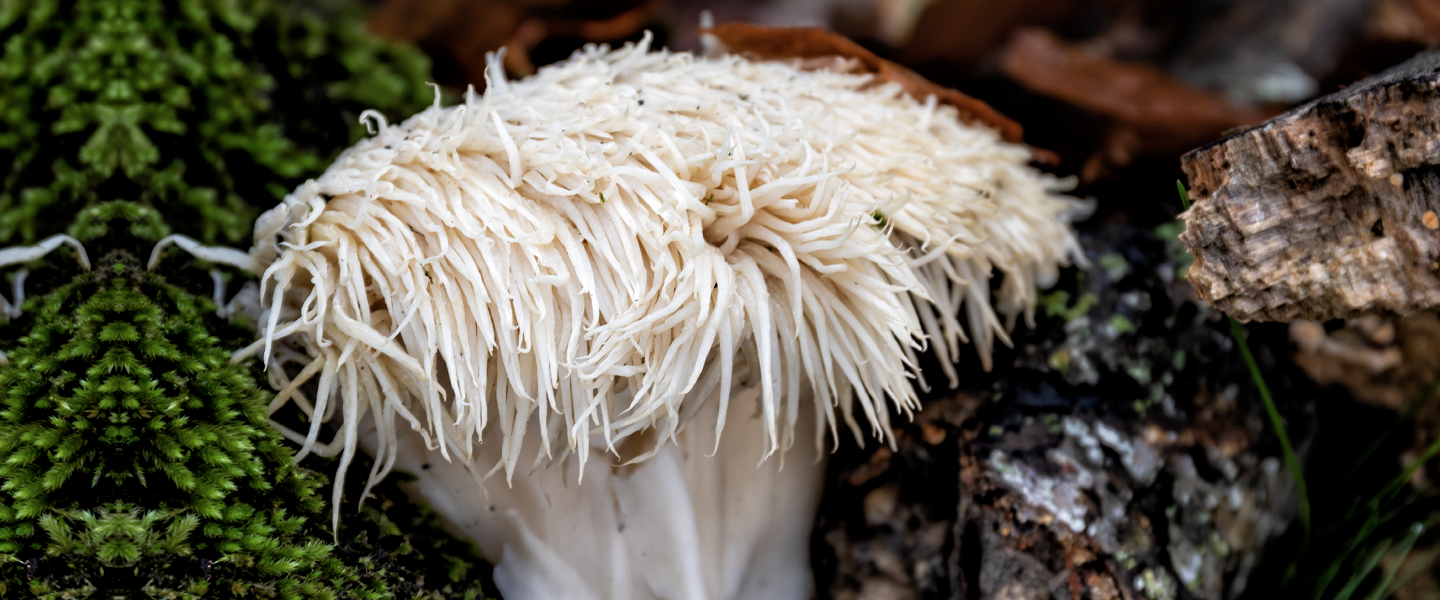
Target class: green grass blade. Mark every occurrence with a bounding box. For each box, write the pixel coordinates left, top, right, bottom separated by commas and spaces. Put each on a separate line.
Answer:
1319, 454, 1440, 597
1177, 181, 1313, 585
1342, 376, 1440, 488
1364, 522, 1425, 600
1229, 317, 1314, 589
1336, 538, 1394, 600
1378, 434, 1440, 509
1377, 493, 1425, 528
1229, 317, 1311, 535
1385, 535, 1440, 597
1317, 500, 1389, 599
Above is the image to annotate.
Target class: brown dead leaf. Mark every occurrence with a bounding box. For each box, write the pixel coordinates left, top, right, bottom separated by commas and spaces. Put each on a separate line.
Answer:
370, 0, 526, 85
902, 0, 1091, 68
369, 0, 652, 86
1368, 0, 1440, 46
1000, 28, 1272, 153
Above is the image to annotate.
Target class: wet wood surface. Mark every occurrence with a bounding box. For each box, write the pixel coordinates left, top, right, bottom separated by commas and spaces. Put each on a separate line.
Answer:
1180, 47, 1440, 322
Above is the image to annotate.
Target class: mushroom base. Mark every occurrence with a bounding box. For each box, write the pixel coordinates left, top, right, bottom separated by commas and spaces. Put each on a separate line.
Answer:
361, 396, 826, 600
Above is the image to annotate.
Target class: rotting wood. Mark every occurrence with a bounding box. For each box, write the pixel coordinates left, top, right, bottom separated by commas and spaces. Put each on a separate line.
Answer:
1180, 47, 1440, 322
812, 224, 1300, 600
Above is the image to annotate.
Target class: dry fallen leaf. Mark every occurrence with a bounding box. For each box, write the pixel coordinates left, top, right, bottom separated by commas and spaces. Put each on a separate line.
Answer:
369, 0, 651, 85
1368, 0, 1440, 46
999, 28, 1273, 178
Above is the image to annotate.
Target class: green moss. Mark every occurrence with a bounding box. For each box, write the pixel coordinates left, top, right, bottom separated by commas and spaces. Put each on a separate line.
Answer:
0, 257, 326, 595
1096, 252, 1130, 281
1038, 290, 1098, 323
0, 0, 432, 245
315, 456, 499, 600
0, 1, 497, 595
0, 255, 495, 598
1107, 314, 1136, 335
1153, 221, 1192, 282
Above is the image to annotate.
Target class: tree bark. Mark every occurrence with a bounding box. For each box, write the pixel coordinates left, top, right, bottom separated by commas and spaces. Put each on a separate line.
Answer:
1180, 47, 1440, 323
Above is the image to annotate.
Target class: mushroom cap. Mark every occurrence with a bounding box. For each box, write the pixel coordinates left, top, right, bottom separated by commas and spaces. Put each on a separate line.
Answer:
248, 34, 1082, 510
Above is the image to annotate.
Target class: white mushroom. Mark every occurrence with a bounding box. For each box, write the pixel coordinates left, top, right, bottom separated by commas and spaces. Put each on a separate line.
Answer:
205, 33, 1082, 600
0, 234, 90, 364
0, 234, 89, 320
0, 234, 90, 273
373, 380, 827, 600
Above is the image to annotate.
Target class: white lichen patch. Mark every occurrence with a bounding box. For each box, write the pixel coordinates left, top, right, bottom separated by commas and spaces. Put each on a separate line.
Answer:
989, 417, 1164, 543
1093, 419, 1161, 483
988, 448, 1091, 533
235, 34, 1081, 525
987, 410, 1295, 600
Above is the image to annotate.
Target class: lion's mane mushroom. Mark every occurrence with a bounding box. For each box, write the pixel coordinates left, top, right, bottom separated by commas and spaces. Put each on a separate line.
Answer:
163, 31, 1084, 600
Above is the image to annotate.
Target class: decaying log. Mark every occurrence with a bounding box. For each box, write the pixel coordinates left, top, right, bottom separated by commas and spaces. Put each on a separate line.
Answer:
1180, 47, 1440, 323
813, 224, 1304, 600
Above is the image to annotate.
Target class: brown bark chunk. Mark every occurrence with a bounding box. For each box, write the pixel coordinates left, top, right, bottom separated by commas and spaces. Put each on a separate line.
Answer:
813, 224, 1298, 600
1180, 47, 1440, 322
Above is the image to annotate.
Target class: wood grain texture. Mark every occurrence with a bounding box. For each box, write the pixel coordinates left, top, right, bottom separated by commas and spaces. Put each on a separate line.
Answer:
1180, 47, 1440, 322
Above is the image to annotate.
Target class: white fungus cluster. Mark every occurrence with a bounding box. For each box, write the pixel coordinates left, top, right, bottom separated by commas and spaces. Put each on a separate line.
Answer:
221, 35, 1081, 521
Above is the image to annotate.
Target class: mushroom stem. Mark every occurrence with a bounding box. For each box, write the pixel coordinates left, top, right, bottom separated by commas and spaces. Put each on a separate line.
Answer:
365, 389, 824, 600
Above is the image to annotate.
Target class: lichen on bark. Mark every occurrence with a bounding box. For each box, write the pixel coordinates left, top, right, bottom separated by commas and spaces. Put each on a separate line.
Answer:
813, 222, 1312, 600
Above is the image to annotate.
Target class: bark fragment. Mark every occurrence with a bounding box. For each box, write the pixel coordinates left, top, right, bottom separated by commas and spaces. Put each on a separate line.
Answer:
1180, 47, 1440, 322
